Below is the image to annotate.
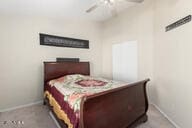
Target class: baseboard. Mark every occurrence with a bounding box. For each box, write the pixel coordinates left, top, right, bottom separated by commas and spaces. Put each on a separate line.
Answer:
0, 100, 43, 112
151, 103, 180, 128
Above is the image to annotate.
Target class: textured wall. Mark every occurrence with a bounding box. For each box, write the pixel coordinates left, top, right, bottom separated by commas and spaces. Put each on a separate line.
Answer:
154, 0, 192, 127
0, 15, 102, 110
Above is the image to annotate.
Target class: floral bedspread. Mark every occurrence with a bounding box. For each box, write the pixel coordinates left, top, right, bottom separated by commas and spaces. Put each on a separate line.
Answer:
48, 74, 126, 117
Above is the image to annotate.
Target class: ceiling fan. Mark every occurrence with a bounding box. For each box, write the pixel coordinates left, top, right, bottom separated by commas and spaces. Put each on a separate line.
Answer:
86, 0, 144, 15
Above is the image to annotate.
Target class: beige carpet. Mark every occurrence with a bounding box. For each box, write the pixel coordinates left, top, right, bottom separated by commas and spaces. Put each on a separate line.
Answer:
0, 104, 175, 128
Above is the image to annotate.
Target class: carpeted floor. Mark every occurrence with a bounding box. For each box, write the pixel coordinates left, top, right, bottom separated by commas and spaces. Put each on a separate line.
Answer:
0, 104, 175, 128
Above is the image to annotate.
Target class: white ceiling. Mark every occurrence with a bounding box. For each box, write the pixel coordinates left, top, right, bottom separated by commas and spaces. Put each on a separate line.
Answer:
0, 0, 137, 21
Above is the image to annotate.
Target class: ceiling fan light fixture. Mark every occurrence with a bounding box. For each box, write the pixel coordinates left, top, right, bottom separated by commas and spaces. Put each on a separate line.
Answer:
86, 0, 144, 13
100, 0, 115, 5
110, 0, 115, 3
104, 1, 109, 4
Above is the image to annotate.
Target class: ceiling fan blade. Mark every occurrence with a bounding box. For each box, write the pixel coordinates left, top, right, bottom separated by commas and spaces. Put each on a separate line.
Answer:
86, 4, 98, 13
126, 0, 144, 3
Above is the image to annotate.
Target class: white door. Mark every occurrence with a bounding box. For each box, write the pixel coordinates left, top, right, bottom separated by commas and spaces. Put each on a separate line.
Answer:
112, 41, 138, 82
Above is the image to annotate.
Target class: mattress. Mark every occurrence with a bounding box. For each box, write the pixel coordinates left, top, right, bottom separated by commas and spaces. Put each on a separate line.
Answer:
44, 74, 127, 128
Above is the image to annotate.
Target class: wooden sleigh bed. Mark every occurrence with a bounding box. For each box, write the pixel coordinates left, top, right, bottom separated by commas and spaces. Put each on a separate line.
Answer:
43, 61, 150, 128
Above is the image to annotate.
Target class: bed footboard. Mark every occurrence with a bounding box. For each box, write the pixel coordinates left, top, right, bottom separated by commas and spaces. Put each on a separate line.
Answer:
80, 79, 150, 128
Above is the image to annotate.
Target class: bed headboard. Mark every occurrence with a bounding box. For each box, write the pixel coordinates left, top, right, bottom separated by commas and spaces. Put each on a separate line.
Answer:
44, 62, 90, 83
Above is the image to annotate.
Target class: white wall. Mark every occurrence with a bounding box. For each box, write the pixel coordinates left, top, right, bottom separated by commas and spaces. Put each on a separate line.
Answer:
102, 0, 154, 81
154, 0, 192, 127
0, 15, 103, 110
102, 0, 154, 103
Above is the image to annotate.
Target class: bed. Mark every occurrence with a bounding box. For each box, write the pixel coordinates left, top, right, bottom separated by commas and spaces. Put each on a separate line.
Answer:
43, 61, 150, 128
